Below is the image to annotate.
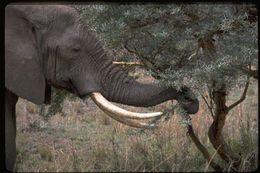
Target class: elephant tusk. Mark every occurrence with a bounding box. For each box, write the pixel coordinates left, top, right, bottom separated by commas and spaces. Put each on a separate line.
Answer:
102, 109, 157, 128
91, 92, 163, 119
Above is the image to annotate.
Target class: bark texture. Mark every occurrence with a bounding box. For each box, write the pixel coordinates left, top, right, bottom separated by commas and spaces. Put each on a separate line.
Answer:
187, 125, 223, 172
208, 88, 242, 171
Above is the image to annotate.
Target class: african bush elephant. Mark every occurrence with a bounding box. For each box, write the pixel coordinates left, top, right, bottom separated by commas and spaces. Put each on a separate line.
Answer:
5, 5, 199, 171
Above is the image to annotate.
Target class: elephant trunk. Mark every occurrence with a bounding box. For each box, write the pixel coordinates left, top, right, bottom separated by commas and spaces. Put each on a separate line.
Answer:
99, 61, 199, 114
105, 80, 177, 107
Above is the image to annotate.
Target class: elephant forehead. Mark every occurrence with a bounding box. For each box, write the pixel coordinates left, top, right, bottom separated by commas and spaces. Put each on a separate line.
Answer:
64, 27, 81, 40
55, 5, 80, 18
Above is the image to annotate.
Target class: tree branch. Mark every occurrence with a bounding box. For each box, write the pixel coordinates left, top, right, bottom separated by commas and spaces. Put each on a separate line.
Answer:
190, 13, 254, 60
129, 11, 172, 30
239, 67, 258, 79
153, 39, 170, 59
200, 94, 215, 120
188, 43, 201, 60
113, 61, 142, 66
227, 78, 250, 111
208, 87, 242, 171
124, 38, 161, 77
187, 124, 223, 172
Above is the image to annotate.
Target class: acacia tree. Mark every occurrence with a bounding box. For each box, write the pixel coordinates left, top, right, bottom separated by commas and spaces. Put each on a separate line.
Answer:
72, 3, 258, 171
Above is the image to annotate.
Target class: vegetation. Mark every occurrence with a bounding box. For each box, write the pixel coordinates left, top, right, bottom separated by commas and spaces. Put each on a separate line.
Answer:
15, 78, 258, 172
16, 3, 257, 172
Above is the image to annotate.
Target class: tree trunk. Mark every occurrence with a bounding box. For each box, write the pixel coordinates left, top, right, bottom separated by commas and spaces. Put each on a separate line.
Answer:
208, 87, 242, 171
187, 125, 223, 172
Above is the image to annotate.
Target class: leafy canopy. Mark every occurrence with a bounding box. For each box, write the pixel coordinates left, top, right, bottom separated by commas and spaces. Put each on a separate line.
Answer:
74, 3, 257, 94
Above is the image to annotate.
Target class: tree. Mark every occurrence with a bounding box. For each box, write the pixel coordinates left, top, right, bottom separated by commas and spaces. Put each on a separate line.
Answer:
73, 3, 258, 171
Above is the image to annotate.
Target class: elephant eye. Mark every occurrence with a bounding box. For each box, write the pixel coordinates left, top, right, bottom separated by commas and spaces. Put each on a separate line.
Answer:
72, 47, 81, 52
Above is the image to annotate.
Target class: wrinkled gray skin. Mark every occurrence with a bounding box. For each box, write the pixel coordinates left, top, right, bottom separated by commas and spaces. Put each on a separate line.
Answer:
5, 5, 199, 171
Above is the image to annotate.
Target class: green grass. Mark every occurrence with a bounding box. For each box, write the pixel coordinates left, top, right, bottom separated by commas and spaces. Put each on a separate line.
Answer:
14, 79, 258, 172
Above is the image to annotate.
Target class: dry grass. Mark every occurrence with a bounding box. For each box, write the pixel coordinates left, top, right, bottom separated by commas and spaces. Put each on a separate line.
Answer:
14, 78, 258, 172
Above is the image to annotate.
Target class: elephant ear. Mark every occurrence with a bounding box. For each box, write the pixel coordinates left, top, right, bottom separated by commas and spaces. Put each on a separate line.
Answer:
5, 5, 51, 104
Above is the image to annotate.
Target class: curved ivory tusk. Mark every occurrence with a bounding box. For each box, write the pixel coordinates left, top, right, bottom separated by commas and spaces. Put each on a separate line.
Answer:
91, 92, 163, 119
102, 110, 157, 128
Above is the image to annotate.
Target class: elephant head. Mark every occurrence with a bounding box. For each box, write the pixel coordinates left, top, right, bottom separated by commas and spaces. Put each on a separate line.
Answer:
5, 5, 199, 128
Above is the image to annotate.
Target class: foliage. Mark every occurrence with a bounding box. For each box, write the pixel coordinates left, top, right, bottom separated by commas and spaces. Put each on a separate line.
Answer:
73, 3, 257, 92
39, 88, 80, 120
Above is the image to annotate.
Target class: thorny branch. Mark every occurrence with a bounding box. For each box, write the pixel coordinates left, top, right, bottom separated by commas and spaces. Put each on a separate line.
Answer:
187, 124, 223, 172
239, 67, 258, 79
124, 37, 162, 76
200, 94, 215, 120
153, 39, 170, 59
188, 7, 257, 61
227, 77, 250, 111
129, 5, 202, 30
172, 105, 223, 171
208, 86, 243, 171
129, 11, 173, 30
113, 61, 142, 66
188, 43, 201, 60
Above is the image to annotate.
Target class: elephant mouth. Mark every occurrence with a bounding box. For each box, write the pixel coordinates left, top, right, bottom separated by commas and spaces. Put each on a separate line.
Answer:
178, 99, 199, 114
67, 79, 83, 97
